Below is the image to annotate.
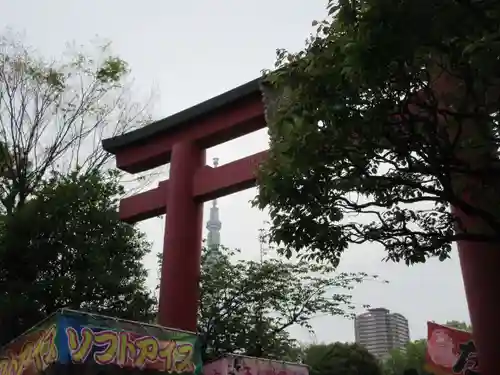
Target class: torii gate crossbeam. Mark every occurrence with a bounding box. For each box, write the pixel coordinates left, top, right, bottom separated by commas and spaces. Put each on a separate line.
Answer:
102, 77, 500, 375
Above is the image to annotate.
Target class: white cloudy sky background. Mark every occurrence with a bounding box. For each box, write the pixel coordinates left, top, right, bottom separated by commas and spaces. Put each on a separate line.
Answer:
0, 0, 470, 344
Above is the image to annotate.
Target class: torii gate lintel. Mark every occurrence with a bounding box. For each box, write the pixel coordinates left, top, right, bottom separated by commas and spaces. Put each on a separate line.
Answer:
109, 79, 265, 174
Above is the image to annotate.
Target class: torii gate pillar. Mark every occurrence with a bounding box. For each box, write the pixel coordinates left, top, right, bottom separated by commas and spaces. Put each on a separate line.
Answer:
160, 141, 205, 330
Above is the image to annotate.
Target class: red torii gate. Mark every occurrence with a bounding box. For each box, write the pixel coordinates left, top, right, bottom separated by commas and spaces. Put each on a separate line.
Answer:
102, 78, 266, 332
102, 77, 500, 375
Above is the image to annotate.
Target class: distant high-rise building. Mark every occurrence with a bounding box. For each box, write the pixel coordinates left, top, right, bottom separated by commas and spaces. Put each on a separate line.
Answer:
354, 308, 410, 359
205, 158, 222, 265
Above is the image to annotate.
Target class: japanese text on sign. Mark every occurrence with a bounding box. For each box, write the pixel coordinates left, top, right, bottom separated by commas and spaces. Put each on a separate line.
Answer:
66, 327, 195, 372
0, 325, 58, 375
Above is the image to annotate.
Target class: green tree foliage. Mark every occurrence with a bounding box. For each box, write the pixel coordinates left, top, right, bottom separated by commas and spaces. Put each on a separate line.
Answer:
256, 0, 500, 265
382, 340, 430, 375
444, 320, 472, 332
0, 34, 155, 345
0, 33, 151, 214
0, 169, 156, 346
158, 246, 380, 362
304, 342, 381, 375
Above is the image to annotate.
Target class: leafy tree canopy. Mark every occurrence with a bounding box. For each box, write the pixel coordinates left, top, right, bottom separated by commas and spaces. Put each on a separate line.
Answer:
256, 0, 500, 265
0, 32, 151, 215
0, 34, 155, 346
0, 169, 156, 346
382, 340, 430, 375
444, 320, 472, 332
159, 245, 381, 362
304, 342, 381, 375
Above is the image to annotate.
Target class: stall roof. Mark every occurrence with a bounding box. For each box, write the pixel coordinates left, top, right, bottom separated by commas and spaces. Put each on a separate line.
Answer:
0, 308, 197, 353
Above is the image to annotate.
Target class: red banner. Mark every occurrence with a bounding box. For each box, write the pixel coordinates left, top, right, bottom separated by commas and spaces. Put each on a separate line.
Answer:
425, 322, 479, 375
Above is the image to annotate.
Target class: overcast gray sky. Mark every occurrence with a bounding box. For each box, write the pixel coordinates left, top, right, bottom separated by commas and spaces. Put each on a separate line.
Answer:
0, 0, 470, 345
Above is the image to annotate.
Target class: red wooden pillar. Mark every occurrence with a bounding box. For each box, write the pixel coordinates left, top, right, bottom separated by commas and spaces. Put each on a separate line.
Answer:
431, 69, 500, 373
159, 141, 205, 331
454, 210, 500, 375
